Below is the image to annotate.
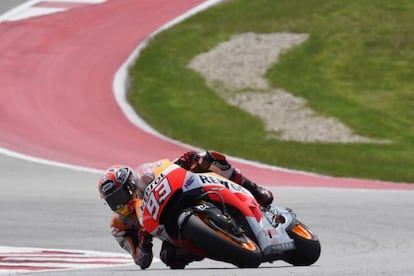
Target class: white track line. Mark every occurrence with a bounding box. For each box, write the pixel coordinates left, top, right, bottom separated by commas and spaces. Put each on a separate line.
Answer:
0, 0, 106, 22
4, 6, 64, 21
46, 0, 105, 3
0, 245, 160, 275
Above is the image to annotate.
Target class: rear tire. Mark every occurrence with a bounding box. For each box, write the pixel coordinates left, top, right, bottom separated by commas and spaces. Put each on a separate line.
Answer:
181, 213, 262, 268
284, 221, 321, 266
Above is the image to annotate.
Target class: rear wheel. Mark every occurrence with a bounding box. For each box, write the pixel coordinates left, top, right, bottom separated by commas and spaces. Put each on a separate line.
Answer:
284, 220, 321, 266
181, 212, 262, 268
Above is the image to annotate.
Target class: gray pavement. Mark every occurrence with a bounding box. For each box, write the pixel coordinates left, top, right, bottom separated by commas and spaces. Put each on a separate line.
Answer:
0, 0, 26, 12
1, 154, 414, 275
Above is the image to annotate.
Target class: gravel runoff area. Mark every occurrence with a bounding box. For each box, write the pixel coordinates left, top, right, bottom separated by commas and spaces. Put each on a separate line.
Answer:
189, 32, 389, 143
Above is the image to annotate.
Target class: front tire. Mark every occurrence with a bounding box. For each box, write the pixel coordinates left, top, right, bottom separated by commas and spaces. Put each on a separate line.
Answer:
284, 220, 321, 266
181, 213, 262, 268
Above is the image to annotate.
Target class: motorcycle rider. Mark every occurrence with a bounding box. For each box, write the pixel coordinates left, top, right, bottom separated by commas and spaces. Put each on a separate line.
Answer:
98, 150, 273, 270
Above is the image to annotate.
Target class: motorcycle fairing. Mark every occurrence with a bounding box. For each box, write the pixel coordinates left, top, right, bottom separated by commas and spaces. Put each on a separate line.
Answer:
184, 172, 263, 221
138, 163, 295, 260
139, 164, 186, 232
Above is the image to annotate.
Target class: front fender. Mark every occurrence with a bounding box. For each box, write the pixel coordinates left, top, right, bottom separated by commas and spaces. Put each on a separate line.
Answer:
177, 202, 226, 229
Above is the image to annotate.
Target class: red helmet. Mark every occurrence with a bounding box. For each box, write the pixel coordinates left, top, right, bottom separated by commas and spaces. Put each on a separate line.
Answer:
98, 165, 138, 216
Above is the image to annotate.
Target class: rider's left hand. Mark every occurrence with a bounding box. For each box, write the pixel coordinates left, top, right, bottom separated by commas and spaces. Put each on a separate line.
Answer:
134, 229, 153, 269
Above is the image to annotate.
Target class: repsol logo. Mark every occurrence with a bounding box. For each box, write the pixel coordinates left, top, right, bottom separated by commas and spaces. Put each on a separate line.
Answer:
198, 175, 229, 187
143, 173, 165, 201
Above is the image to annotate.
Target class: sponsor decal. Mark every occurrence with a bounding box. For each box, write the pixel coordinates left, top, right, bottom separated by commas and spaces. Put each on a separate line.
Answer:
198, 175, 229, 187
184, 176, 195, 189
115, 168, 129, 183
211, 160, 230, 170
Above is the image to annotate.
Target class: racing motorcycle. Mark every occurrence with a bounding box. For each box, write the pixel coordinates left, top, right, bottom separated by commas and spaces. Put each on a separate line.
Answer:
136, 163, 321, 268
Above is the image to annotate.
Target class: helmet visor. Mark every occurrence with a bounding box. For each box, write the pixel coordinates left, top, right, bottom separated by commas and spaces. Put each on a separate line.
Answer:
105, 186, 132, 211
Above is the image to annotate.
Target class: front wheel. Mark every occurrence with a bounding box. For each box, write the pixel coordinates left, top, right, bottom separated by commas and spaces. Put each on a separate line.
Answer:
181, 212, 262, 268
284, 220, 321, 266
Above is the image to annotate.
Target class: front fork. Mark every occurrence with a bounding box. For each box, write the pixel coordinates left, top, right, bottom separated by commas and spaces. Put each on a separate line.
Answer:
177, 202, 238, 232
263, 205, 296, 229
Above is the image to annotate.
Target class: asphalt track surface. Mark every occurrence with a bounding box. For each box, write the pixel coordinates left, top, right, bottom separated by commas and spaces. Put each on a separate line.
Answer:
1, 1, 413, 275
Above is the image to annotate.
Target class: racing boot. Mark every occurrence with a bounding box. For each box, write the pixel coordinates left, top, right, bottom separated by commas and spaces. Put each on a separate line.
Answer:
230, 169, 274, 207
160, 241, 204, 269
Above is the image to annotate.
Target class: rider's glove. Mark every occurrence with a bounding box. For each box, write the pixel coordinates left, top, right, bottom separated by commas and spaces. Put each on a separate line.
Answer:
176, 151, 200, 170
134, 229, 153, 270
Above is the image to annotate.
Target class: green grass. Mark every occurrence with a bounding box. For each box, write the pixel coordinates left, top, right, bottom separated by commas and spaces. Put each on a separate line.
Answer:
128, 0, 414, 183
